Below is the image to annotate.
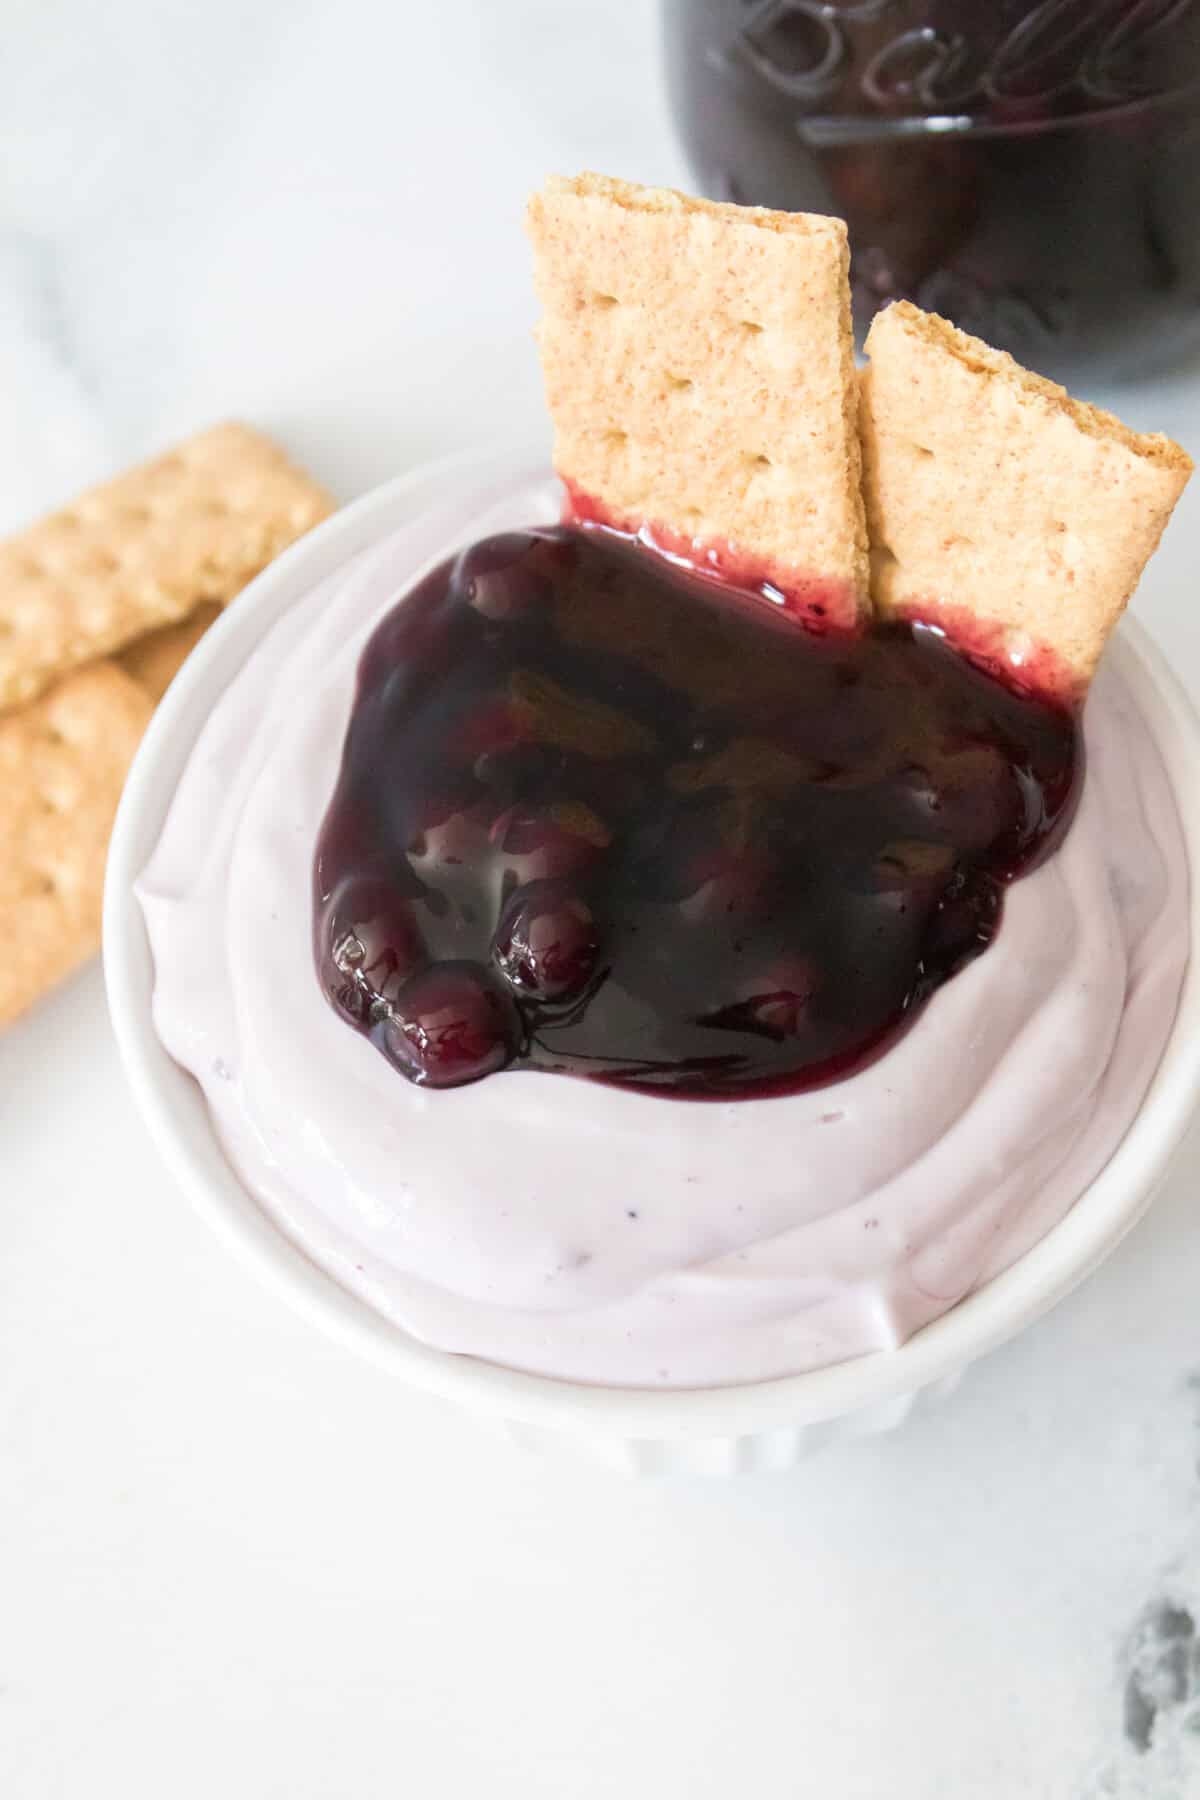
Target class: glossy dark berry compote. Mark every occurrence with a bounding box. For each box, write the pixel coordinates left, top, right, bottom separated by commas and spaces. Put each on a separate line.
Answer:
314, 524, 1079, 1097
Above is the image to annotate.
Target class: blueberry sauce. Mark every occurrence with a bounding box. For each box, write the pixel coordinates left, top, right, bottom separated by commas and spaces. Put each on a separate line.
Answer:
314, 524, 1080, 1097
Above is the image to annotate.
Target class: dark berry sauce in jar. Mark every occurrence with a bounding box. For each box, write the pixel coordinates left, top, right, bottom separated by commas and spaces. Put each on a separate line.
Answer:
313, 522, 1080, 1098
663, 0, 1200, 383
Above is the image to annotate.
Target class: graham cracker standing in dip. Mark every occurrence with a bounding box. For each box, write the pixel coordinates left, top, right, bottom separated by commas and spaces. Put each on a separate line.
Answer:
527, 171, 869, 629
858, 301, 1193, 698
529, 175, 1191, 701
0, 425, 334, 1029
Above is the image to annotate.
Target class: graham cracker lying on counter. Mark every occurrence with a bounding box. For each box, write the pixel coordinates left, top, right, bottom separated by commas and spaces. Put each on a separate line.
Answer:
0, 424, 335, 1030
0, 422, 334, 712
0, 662, 151, 1030
118, 603, 223, 705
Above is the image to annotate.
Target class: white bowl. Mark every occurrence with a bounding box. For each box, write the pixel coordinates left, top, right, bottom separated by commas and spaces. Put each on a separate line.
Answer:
104, 450, 1200, 1476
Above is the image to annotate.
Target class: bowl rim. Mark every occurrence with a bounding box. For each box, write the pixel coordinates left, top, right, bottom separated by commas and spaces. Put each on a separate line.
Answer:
103, 447, 1200, 1443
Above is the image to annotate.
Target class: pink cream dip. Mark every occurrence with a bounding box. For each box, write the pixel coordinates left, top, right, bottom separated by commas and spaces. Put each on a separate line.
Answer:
137, 469, 1189, 1388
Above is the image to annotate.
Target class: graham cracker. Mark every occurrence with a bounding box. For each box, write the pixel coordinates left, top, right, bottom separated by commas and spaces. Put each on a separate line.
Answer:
0, 423, 334, 712
859, 301, 1193, 688
118, 602, 221, 704
527, 172, 869, 621
0, 661, 152, 1029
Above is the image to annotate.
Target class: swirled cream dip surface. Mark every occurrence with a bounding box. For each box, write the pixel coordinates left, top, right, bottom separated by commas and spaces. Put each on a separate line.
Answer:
137, 468, 1190, 1387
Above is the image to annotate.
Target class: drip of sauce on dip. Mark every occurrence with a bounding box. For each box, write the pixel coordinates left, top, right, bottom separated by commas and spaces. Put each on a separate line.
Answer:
314, 522, 1080, 1096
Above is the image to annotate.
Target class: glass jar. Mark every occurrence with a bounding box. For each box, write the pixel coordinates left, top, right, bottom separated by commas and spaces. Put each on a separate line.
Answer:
664, 0, 1200, 384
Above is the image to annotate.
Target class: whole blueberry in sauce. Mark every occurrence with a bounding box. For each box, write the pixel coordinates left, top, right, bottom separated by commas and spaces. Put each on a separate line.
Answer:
314, 524, 1079, 1097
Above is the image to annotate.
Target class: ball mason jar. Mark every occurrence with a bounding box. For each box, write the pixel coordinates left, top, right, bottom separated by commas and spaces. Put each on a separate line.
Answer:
664, 0, 1200, 383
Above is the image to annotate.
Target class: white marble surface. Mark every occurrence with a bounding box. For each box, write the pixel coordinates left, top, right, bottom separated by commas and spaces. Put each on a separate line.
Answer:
4, 2, 1200, 1795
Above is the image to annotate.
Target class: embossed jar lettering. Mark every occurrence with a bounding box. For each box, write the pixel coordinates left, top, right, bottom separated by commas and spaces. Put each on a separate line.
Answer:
987, 0, 1116, 102
860, 28, 974, 108
1087, 0, 1199, 99
719, 0, 1199, 114
711, 1, 852, 101
666, 0, 1200, 379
